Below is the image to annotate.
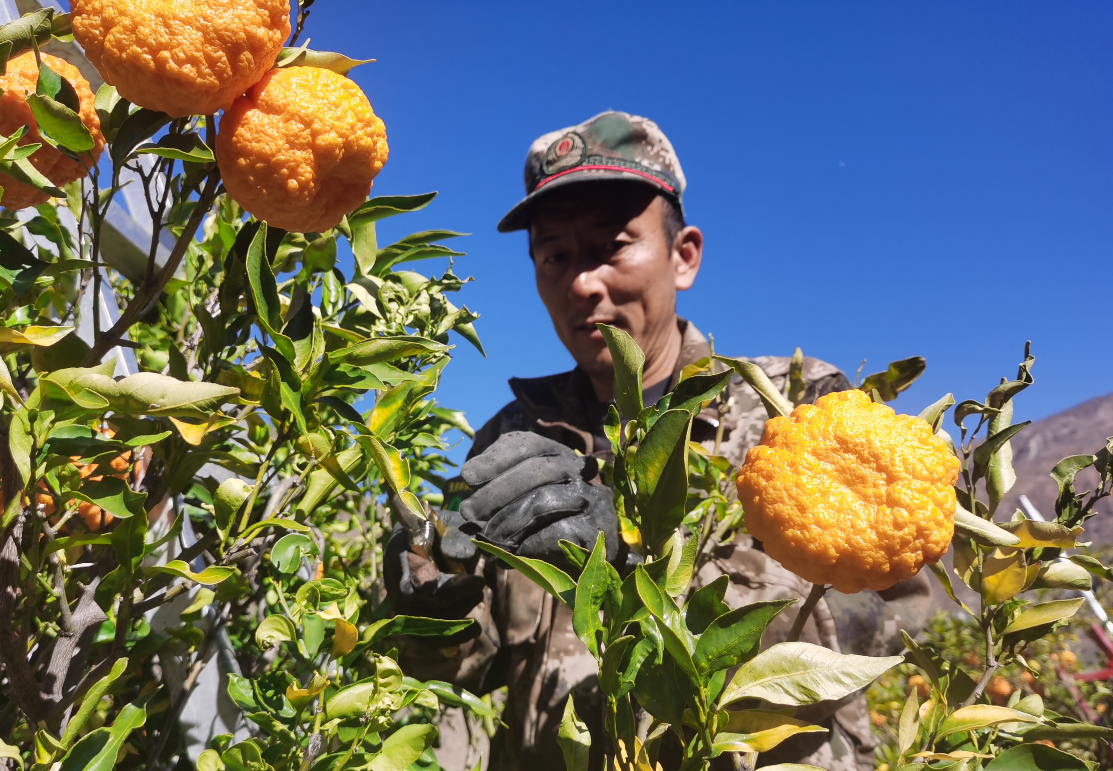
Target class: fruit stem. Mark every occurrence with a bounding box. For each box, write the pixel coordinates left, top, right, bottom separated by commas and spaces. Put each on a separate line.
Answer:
787, 583, 828, 642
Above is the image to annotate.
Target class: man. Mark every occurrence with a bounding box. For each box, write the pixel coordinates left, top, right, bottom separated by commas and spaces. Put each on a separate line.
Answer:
387, 111, 931, 770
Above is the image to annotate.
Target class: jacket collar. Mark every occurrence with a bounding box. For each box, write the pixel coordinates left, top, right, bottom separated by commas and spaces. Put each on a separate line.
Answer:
507, 318, 712, 434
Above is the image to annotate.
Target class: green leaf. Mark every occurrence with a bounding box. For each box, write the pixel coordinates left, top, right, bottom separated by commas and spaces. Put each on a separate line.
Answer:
402, 678, 497, 718
634, 409, 691, 552
8, 408, 32, 489
135, 132, 213, 163
359, 434, 427, 531
225, 674, 260, 712
65, 477, 146, 519
474, 540, 576, 606
714, 356, 794, 419
42, 368, 239, 417
214, 478, 252, 533
684, 575, 730, 634
663, 531, 699, 597
269, 533, 318, 574
597, 324, 644, 419
858, 356, 926, 401
1030, 559, 1092, 591
328, 335, 448, 367
983, 747, 1086, 769
572, 532, 619, 657
1002, 598, 1085, 635
719, 642, 903, 707
1020, 723, 1113, 742
359, 615, 477, 646
986, 398, 1016, 513
110, 108, 172, 167
557, 695, 591, 771
1069, 553, 1113, 583
58, 701, 145, 771
60, 658, 128, 748
897, 690, 919, 757
667, 370, 732, 415
694, 600, 795, 676
1051, 454, 1097, 498
151, 560, 237, 586
953, 504, 1021, 547
972, 421, 1029, 483
245, 223, 295, 363
0, 9, 53, 60
634, 564, 697, 677
255, 615, 296, 649
0, 737, 21, 769
35, 56, 78, 112
367, 724, 437, 771
936, 704, 1041, 738
27, 93, 93, 152
346, 196, 436, 256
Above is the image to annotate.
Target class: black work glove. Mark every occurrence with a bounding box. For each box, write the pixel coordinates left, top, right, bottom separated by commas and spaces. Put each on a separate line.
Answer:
384, 509, 485, 620
460, 432, 619, 567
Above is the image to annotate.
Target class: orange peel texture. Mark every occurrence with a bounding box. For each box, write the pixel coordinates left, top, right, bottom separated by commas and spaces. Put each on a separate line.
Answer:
0, 52, 104, 210
737, 389, 960, 593
216, 66, 388, 234
71, 0, 290, 118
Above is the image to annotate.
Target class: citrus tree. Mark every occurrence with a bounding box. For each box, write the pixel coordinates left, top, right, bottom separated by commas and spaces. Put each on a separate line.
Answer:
0, 2, 496, 769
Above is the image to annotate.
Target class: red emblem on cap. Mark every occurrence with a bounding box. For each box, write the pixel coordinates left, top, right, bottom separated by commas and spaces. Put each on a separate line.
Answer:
542, 132, 586, 176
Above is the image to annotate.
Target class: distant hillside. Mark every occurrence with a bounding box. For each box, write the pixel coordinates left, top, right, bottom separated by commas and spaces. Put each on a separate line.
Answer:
997, 391, 1113, 543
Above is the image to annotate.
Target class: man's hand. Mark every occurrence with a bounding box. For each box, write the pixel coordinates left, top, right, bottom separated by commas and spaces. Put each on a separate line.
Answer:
460, 432, 618, 566
385, 511, 486, 619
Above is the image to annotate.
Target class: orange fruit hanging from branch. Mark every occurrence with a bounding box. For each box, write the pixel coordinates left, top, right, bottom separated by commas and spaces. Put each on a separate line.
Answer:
70, 0, 291, 118
737, 389, 959, 593
216, 65, 388, 234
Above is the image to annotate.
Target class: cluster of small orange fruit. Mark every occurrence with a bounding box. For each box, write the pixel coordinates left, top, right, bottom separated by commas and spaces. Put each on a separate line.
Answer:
0, 0, 387, 233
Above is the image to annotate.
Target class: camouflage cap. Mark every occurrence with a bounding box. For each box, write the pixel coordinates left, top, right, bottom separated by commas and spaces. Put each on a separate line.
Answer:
497, 110, 686, 232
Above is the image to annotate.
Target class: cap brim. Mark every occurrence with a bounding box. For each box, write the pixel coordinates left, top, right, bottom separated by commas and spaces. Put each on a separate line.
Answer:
496, 169, 677, 232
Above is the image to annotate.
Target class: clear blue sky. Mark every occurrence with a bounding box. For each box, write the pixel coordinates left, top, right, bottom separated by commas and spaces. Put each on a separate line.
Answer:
317, 2, 1111, 455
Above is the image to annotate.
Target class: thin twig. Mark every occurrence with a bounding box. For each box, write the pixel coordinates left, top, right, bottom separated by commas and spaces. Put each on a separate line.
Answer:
787, 583, 829, 643
82, 170, 221, 365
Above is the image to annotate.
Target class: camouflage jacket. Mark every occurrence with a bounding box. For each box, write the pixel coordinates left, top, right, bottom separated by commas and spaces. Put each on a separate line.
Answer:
400, 320, 932, 771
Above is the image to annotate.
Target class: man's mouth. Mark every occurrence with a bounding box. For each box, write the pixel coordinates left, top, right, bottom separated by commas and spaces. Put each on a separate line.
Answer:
574, 318, 616, 339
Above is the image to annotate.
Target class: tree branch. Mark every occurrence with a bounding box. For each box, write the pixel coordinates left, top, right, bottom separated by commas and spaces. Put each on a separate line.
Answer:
82, 170, 221, 366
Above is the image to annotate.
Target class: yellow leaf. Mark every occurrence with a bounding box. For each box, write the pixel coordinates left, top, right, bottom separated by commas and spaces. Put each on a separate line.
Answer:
331, 618, 358, 658
999, 517, 1083, 549
168, 414, 237, 446
0, 325, 74, 346
286, 672, 328, 704
981, 548, 1028, 605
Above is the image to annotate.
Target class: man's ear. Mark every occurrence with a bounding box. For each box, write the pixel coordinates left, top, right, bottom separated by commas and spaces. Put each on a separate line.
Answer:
672, 225, 703, 291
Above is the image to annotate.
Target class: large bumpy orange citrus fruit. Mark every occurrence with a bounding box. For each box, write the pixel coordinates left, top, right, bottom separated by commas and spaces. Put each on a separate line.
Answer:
737, 389, 959, 593
0, 52, 104, 210
216, 66, 388, 233
70, 0, 290, 118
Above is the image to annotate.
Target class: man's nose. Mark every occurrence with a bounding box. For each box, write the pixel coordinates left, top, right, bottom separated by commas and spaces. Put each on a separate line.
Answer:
569, 260, 607, 305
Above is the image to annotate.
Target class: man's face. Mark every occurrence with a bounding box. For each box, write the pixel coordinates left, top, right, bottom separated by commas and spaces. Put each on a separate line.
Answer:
529, 181, 700, 382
